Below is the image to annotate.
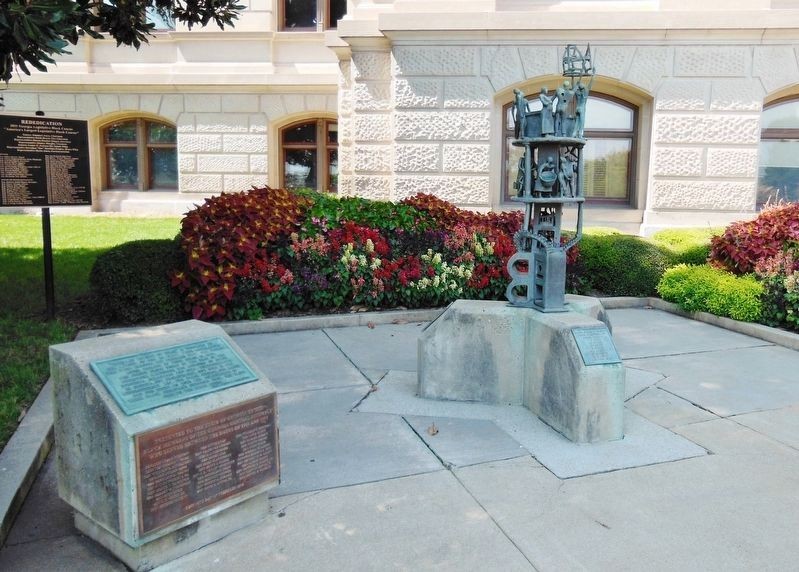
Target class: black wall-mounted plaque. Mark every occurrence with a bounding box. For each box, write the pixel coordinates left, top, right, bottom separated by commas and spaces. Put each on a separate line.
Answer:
572, 326, 621, 366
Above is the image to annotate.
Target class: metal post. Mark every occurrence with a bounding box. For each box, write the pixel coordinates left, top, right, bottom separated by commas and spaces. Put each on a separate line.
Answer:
42, 207, 55, 320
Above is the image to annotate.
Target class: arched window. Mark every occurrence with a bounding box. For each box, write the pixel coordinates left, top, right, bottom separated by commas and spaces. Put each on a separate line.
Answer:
101, 118, 177, 191
281, 119, 338, 192
759, 97, 799, 206
502, 92, 637, 203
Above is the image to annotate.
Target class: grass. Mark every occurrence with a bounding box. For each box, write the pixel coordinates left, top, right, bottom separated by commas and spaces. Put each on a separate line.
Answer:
0, 214, 181, 450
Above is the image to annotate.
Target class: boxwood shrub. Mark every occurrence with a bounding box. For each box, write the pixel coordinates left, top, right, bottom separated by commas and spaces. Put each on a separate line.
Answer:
657, 264, 762, 322
576, 234, 672, 296
90, 238, 185, 324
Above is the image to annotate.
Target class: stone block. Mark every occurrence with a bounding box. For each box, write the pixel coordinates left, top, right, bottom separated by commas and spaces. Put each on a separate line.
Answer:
442, 144, 489, 173
354, 82, 392, 111
518, 46, 560, 79
248, 114, 267, 134
710, 79, 764, 111
75, 94, 101, 118
655, 80, 708, 111
159, 95, 184, 122
394, 144, 440, 172
222, 134, 268, 153
178, 155, 196, 174
655, 114, 760, 145
305, 94, 328, 112
223, 174, 268, 192
185, 94, 222, 113
352, 51, 391, 81
652, 147, 704, 177
176, 114, 196, 133
418, 298, 623, 443
139, 95, 162, 115
179, 173, 223, 193
338, 145, 353, 172
97, 94, 120, 115
395, 112, 490, 141
354, 114, 392, 142
194, 114, 250, 134
2, 92, 39, 112
591, 46, 634, 81
394, 47, 477, 77
197, 154, 249, 173
394, 78, 441, 109
39, 94, 76, 112
249, 155, 268, 174
394, 175, 489, 204
674, 46, 748, 77
443, 78, 492, 109
339, 88, 354, 116
651, 180, 755, 210
178, 134, 223, 154
259, 95, 287, 121
282, 94, 307, 116
705, 148, 759, 178
625, 47, 670, 93
50, 321, 279, 571
354, 175, 391, 200
481, 46, 524, 92
354, 145, 392, 172
118, 95, 139, 112
326, 94, 338, 112
222, 94, 260, 113
753, 45, 799, 94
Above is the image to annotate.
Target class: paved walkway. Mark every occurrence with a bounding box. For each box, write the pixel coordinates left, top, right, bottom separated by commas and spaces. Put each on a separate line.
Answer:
3, 308, 799, 571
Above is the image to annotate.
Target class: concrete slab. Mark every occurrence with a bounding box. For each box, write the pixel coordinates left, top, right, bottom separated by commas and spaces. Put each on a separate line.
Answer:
0, 534, 127, 572
608, 308, 772, 359
456, 446, 799, 570
674, 417, 799, 458
403, 416, 529, 468
323, 322, 426, 371
273, 386, 442, 497
732, 405, 799, 450
624, 366, 664, 400
627, 387, 718, 428
158, 471, 534, 572
4, 455, 73, 547
232, 330, 368, 393
632, 345, 799, 416
357, 371, 706, 478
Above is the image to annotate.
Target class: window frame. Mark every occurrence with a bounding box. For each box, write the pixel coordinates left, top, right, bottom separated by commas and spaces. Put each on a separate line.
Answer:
758, 95, 799, 207
279, 0, 346, 31
501, 91, 638, 204
101, 118, 177, 192
280, 118, 338, 193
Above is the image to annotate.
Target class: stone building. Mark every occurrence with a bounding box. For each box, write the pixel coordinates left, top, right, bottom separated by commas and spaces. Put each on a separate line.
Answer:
3, 0, 799, 234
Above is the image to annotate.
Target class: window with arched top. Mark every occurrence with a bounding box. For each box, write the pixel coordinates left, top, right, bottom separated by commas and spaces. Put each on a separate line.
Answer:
502, 92, 637, 203
758, 97, 799, 206
101, 118, 177, 191
280, 119, 338, 192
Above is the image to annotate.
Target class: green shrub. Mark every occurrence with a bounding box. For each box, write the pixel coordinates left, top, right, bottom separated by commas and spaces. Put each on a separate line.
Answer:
90, 239, 185, 324
657, 264, 762, 322
651, 228, 718, 265
302, 192, 434, 233
577, 234, 672, 296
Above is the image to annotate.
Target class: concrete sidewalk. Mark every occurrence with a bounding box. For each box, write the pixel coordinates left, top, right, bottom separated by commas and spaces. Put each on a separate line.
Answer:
3, 308, 799, 570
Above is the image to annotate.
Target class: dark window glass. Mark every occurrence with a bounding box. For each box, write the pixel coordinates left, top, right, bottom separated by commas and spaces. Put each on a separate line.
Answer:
759, 99, 799, 206
109, 148, 139, 187
583, 139, 631, 200
150, 148, 178, 188
284, 0, 316, 29
328, 0, 347, 28
284, 149, 317, 190
148, 123, 177, 144
106, 121, 137, 142
283, 122, 317, 144
328, 149, 338, 192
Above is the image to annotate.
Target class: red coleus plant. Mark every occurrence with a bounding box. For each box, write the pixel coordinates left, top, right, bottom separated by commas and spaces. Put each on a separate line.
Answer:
172, 186, 311, 319
710, 202, 799, 274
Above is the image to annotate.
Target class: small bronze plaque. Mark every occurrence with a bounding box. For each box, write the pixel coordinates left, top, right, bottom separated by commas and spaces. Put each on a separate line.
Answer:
572, 326, 621, 366
135, 395, 279, 536
90, 337, 258, 415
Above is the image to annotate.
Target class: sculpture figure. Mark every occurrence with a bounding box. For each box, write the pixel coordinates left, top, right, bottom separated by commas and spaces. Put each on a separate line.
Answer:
573, 83, 588, 138
534, 157, 557, 193
558, 154, 576, 197
513, 88, 527, 138
555, 81, 572, 137
539, 87, 554, 136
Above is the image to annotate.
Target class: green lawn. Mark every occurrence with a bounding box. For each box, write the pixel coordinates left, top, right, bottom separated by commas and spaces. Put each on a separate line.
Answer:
0, 214, 181, 449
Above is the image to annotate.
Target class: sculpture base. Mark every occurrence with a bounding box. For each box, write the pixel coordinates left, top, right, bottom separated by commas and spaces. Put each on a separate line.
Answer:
418, 296, 624, 443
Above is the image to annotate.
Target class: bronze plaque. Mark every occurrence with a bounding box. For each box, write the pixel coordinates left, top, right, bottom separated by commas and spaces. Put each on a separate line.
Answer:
135, 395, 279, 536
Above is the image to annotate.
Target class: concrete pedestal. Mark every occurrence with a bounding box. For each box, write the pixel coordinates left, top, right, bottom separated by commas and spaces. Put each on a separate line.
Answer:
418, 296, 624, 443
50, 320, 279, 571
